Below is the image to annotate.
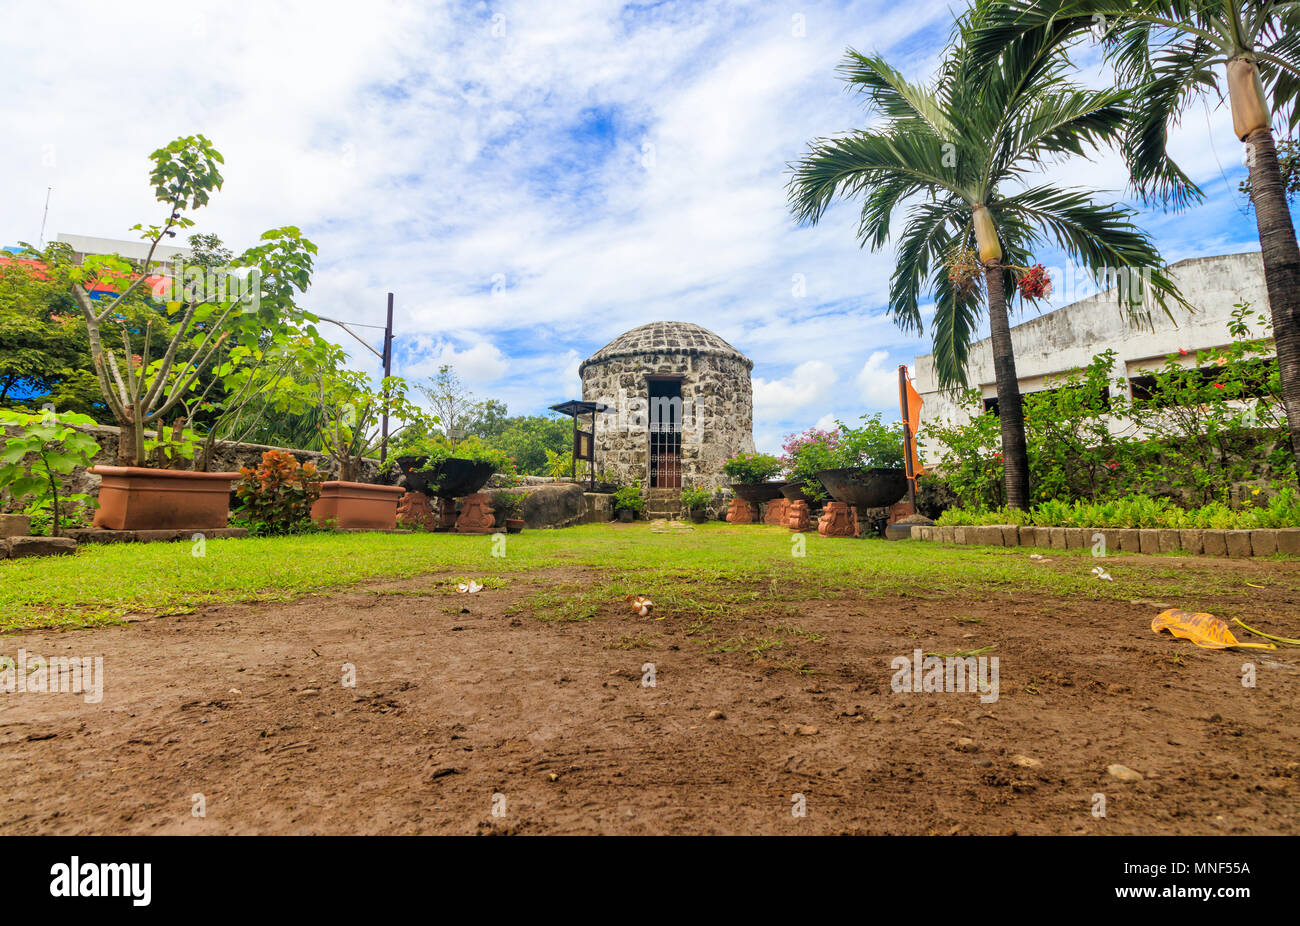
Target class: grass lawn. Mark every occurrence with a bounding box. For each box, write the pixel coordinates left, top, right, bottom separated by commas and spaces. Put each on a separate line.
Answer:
4, 522, 1297, 633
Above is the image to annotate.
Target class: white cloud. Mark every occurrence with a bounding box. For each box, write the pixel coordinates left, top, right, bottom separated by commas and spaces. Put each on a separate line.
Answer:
754, 359, 837, 413
856, 349, 900, 409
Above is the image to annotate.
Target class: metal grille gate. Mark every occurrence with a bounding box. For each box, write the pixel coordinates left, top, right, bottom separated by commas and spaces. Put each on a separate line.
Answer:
648, 386, 682, 488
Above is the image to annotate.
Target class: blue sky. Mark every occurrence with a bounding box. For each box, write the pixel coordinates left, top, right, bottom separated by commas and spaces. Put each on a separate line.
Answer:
1, 0, 1272, 452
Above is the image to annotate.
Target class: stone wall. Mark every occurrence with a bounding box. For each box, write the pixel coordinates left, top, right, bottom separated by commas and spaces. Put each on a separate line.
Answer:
580, 351, 755, 491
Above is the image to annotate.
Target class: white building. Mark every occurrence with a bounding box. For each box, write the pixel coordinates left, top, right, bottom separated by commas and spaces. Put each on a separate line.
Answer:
56, 233, 190, 266
913, 251, 1272, 460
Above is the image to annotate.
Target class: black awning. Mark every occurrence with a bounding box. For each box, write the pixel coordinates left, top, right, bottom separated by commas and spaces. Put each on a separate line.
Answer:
549, 400, 609, 417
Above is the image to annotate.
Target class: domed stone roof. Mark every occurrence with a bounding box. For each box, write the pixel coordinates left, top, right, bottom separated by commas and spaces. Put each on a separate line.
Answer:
580, 321, 752, 373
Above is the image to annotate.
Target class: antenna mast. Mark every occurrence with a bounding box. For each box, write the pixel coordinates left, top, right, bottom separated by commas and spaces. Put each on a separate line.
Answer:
38, 187, 52, 246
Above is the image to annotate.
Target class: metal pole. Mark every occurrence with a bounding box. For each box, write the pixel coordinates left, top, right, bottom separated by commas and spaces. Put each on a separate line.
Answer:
380, 292, 394, 464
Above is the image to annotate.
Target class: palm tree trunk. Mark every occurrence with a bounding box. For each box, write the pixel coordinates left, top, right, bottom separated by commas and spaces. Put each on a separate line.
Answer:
1245, 127, 1300, 468
984, 260, 1031, 509
1242, 126, 1300, 465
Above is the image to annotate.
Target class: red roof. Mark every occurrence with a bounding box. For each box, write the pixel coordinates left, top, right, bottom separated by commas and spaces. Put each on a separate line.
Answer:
0, 257, 166, 295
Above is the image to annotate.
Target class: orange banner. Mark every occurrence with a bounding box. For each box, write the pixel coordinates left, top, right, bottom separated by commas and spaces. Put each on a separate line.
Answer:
899, 367, 926, 477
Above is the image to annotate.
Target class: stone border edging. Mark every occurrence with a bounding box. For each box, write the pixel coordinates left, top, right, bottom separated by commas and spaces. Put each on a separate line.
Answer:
914, 524, 1300, 557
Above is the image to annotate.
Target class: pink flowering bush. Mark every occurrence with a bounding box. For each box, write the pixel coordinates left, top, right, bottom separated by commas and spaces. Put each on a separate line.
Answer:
780, 427, 841, 501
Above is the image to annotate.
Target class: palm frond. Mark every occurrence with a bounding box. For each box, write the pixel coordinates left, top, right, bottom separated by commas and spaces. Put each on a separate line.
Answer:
889, 198, 964, 333
786, 129, 966, 226
995, 184, 1190, 326
930, 264, 985, 390
838, 50, 954, 137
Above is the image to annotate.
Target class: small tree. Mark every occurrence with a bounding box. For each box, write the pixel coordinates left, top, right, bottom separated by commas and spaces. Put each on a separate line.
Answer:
0, 409, 100, 536
68, 136, 323, 469
316, 354, 426, 482
418, 365, 485, 437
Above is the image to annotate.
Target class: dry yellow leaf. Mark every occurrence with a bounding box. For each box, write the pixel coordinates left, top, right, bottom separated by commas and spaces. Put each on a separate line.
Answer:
1151, 609, 1275, 650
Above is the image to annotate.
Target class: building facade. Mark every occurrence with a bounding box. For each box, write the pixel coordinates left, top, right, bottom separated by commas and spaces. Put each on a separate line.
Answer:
579, 321, 755, 491
913, 251, 1272, 462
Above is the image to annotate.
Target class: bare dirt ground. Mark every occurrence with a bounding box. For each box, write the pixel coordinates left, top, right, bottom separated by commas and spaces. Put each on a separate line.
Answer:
3, 558, 1298, 835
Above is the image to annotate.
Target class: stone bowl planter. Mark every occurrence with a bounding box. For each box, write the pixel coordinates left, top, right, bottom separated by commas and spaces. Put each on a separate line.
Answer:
815, 467, 908, 510
90, 465, 241, 531
396, 455, 495, 499
312, 481, 405, 530
504, 517, 525, 533
778, 480, 820, 506
729, 482, 784, 504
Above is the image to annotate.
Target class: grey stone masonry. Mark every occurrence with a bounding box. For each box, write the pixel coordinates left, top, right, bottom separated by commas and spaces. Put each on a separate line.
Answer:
580, 321, 755, 492
912, 523, 1300, 558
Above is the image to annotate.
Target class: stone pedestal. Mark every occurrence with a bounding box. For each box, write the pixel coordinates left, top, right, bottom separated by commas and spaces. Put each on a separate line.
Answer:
396, 492, 438, 531
726, 498, 759, 523
818, 502, 859, 538
455, 493, 496, 534
763, 498, 791, 526
787, 500, 812, 532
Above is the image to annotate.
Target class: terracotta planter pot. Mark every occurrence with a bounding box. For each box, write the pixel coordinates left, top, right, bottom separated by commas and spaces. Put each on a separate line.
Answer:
91, 465, 240, 531
311, 481, 405, 530
505, 517, 525, 533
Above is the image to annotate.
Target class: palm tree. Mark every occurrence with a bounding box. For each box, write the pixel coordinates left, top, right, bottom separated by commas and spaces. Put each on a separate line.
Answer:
787, 22, 1185, 508
967, 0, 1300, 468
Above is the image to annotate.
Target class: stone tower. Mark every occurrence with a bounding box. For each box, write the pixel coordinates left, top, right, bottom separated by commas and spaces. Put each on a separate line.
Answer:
579, 321, 755, 492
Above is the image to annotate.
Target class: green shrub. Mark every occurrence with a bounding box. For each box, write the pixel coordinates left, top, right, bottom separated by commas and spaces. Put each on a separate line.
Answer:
0, 408, 100, 537
613, 482, 646, 515
722, 452, 784, 484
491, 490, 527, 519
935, 491, 1300, 530
679, 484, 713, 511
780, 427, 839, 501
921, 305, 1296, 510
836, 413, 905, 469
544, 448, 588, 480
24, 496, 92, 536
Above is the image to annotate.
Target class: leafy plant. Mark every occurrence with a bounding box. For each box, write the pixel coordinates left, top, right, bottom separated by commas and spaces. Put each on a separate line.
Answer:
781, 427, 840, 501
836, 413, 905, 469
936, 491, 1300, 531
679, 484, 713, 511
544, 447, 588, 481
781, 416, 905, 499
491, 490, 527, 521
722, 452, 784, 484
233, 449, 324, 536
317, 356, 426, 482
23, 495, 92, 536
0, 409, 100, 536
613, 482, 646, 515
923, 308, 1296, 510
392, 432, 518, 489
